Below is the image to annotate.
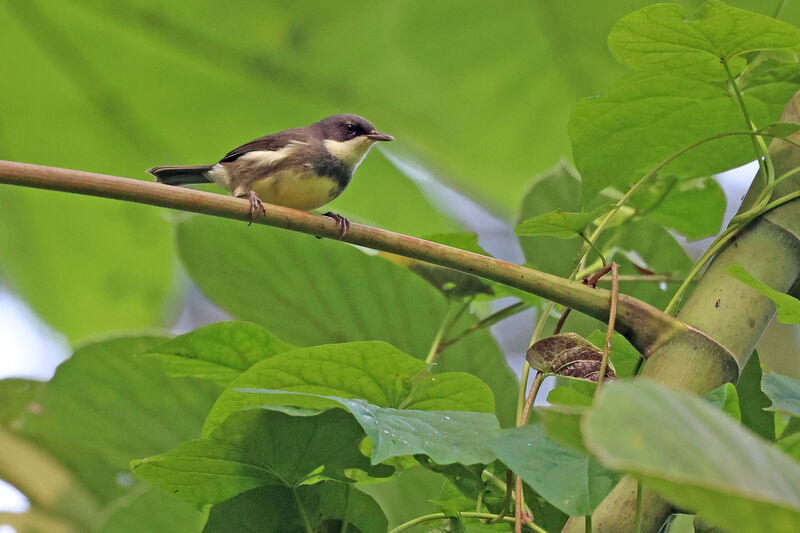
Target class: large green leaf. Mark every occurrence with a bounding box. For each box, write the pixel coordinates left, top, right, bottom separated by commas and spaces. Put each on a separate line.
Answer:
517, 162, 584, 276
202, 341, 495, 436
0, 190, 175, 342
97, 487, 203, 533
515, 204, 612, 239
144, 321, 296, 386
629, 176, 726, 240
488, 424, 620, 516
609, 2, 800, 82
0, 379, 44, 424
737, 351, 775, 440
177, 216, 517, 425
357, 466, 443, 529
220, 391, 500, 466
516, 164, 692, 311
133, 409, 391, 510
584, 381, 800, 533
726, 264, 800, 324
203, 482, 387, 533
762, 372, 800, 418
570, 72, 798, 206
702, 383, 741, 421
13, 337, 220, 500
0, 336, 218, 532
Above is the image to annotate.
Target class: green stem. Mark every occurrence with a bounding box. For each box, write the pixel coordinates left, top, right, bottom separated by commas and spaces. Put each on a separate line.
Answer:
665, 187, 800, 315
634, 177, 677, 217
580, 231, 607, 265
586, 513, 592, 533
292, 488, 314, 533
634, 481, 643, 533
596, 263, 618, 390
425, 302, 455, 365
517, 302, 554, 424
722, 58, 774, 193
388, 512, 546, 533
339, 484, 351, 533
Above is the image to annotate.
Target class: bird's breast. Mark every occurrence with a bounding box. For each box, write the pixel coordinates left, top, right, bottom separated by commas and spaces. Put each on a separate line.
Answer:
251, 168, 343, 211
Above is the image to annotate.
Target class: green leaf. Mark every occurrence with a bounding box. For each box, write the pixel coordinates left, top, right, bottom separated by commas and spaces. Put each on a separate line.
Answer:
177, 216, 518, 426
14, 336, 220, 502
611, 219, 692, 310
726, 264, 800, 324
202, 341, 495, 436
0, 336, 220, 533
586, 330, 642, 379
97, 487, 203, 533
779, 432, 800, 463
488, 424, 620, 516
515, 204, 611, 239
357, 466, 442, 529
144, 321, 296, 386
0, 378, 44, 424
761, 122, 800, 138
133, 409, 390, 510
536, 405, 589, 455
291, 393, 493, 466
608, 2, 800, 82
737, 351, 775, 440
547, 384, 594, 408
570, 73, 790, 207
763, 373, 800, 418
0, 191, 175, 342
584, 381, 800, 533
424, 232, 489, 255
630, 176, 726, 240
417, 459, 505, 514
228, 390, 499, 466
517, 162, 584, 276
702, 383, 741, 421
202, 481, 387, 533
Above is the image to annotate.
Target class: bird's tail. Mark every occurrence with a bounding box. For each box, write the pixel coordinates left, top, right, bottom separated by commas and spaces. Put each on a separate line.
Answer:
147, 165, 214, 186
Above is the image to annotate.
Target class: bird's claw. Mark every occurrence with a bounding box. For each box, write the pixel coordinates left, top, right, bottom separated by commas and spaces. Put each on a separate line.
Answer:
322, 212, 350, 239
247, 191, 266, 226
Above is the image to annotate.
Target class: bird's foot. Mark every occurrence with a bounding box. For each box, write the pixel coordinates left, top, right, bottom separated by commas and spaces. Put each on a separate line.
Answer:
322, 212, 350, 239
247, 191, 266, 226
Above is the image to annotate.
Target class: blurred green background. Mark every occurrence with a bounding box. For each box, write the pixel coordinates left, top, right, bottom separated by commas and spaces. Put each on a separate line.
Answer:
1, 0, 799, 366
2, 0, 800, 530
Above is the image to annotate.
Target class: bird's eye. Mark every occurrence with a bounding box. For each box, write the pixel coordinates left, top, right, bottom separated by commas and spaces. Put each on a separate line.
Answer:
345, 123, 356, 133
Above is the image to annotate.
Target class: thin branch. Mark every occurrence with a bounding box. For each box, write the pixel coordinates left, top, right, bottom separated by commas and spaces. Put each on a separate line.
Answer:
437, 301, 529, 354
0, 159, 685, 356
597, 262, 619, 390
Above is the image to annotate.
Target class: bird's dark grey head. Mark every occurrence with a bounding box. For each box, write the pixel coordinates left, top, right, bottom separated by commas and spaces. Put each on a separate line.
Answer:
314, 114, 394, 143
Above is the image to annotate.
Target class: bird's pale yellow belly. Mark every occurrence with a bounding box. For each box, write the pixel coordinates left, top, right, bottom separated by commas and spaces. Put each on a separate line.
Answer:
251, 169, 341, 211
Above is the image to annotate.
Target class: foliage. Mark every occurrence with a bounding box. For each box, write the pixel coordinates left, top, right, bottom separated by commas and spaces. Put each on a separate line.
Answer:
2, 2, 800, 533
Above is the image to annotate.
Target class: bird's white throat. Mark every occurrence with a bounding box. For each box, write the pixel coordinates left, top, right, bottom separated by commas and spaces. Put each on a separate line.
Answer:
323, 137, 377, 169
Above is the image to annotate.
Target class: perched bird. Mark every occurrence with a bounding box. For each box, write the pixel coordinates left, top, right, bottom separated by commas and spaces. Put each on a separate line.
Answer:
147, 114, 394, 235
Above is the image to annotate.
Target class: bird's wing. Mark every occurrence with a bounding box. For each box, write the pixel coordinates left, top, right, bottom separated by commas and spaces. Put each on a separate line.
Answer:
219, 128, 312, 163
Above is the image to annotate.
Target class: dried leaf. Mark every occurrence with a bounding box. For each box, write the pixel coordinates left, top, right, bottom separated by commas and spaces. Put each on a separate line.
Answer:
527, 333, 616, 382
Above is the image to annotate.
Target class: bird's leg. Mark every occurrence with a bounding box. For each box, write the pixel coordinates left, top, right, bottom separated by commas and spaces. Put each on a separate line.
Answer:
238, 191, 266, 226
322, 212, 350, 239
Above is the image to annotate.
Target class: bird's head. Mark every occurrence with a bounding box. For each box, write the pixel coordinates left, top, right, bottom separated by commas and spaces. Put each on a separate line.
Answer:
316, 114, 394, 168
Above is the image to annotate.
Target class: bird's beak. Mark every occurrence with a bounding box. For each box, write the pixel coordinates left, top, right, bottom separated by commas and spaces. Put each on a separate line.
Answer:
367, 131, 395, 141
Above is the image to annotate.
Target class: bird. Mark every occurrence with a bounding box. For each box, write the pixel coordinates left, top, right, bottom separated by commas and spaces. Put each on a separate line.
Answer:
147, 114, 394, 236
